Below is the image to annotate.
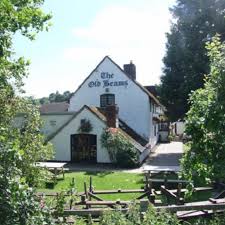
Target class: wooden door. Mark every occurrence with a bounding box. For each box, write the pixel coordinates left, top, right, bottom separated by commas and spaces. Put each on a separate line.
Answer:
71, 134, 97, 162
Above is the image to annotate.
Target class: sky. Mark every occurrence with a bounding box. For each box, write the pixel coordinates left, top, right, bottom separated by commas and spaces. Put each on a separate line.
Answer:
14, 0, 176, 98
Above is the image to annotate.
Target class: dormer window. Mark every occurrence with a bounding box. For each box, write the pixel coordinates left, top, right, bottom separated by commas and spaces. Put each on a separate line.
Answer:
100, 94, 115, 108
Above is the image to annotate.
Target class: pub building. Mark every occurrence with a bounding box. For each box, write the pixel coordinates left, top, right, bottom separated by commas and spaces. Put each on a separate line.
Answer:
35, 56, 165, 163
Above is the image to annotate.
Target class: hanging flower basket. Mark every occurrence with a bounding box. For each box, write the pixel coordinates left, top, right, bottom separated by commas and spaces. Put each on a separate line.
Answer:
77, 119, 93, 133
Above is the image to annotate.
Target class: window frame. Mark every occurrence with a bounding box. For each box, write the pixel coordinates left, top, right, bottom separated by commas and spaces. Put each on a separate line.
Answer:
100, 94, 115, 108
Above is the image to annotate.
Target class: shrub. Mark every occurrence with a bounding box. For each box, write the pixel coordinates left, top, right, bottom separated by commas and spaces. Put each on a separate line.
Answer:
101, 128, 139, 168
192, 214, 225, 225
99, 204, 179, 225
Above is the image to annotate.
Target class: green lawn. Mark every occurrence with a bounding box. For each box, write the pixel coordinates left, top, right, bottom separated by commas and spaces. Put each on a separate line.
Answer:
38, 171, 144, 200
38, 171, 213, 202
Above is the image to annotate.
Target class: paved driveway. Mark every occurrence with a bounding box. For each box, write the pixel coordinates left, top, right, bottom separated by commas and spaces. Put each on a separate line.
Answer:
143, 142, 183, 172
65, 142, 184, 173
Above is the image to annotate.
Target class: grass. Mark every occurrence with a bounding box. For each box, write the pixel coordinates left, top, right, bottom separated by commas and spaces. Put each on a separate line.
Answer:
38, 171, 214, 202
38, 171, 144, 200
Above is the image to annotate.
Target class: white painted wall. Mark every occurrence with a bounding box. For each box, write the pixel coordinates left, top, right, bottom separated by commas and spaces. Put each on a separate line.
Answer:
140, 146, 151, 163
176, 122, 185, 135
69, 57, 151, 140
50, 107, 111, 163
40, 113, 74, 136
171, 121, 185, 136
151, 121, 159, 147
14, 113, 74, 138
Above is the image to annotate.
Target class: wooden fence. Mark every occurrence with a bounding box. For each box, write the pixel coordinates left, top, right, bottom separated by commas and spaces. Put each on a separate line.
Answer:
37, 171, 225, 223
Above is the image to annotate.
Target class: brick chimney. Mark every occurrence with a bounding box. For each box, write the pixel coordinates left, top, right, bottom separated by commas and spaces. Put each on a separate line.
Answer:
105, 105, 119, 128
123, 61, 136, 80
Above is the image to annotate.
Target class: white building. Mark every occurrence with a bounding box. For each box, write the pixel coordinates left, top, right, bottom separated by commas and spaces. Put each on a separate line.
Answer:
30, 56, 165, 163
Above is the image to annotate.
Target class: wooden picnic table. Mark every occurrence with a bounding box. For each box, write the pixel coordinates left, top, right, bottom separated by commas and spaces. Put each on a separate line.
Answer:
36, 162, 67, 182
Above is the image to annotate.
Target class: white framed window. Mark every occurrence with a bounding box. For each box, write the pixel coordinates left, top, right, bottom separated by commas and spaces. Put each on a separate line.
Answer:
100, 94, 115, 107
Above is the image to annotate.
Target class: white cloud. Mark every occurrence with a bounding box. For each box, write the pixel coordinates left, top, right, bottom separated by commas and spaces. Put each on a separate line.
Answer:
64, 2, 173, 86
23, 1, 175, 98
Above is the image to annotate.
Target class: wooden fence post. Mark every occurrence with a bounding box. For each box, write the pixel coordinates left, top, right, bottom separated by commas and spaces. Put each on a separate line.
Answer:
176, 183, 184, 204
89, 176, 93, 193
84, 182, 89, 209
164, 173, 168, 188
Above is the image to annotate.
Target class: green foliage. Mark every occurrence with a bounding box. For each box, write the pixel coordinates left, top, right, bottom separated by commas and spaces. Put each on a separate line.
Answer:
77, 119, 93, 133
99, 204, 225, 225
191, 214, 225, 225
0, 0, 54, 184
158, 0, 225, 121
55, 192, 66, 220
0, 142, 55, 225
181, 36, 225, 184
0, 0, 57, 224
16, 101, 54, 186
143, 205, 179, 225
100, 204, 179, 225
100, 209, 128, 225
36, 90, 73, 105
101, 129, 139, 168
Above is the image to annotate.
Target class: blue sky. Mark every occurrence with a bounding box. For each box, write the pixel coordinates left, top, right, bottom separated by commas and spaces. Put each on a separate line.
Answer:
14, 0, 176, 98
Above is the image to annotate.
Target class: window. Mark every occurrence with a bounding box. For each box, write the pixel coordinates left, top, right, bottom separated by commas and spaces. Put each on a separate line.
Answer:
100, 94, 115, 107
80, 119, 86, 125
50, 120, 56, 126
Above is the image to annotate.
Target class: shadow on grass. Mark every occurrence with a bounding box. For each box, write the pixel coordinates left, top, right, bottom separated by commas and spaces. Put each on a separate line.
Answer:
132, 174, 145, 185
45, 182, 55, 189
84, 171, 114, 177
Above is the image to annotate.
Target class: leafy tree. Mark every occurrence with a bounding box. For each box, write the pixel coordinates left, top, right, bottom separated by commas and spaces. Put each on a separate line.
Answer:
159, 0, 225, 121
37, 90, 72, 105
0, 142, 54, 225
0, 0, 56, 224
181, 36, 225, 184
39, 96, 50, 104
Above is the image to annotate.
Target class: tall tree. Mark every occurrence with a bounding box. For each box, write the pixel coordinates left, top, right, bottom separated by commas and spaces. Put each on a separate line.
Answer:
182, 36, 225, 184
0, 0, 55, 224
159, 0, 225, 121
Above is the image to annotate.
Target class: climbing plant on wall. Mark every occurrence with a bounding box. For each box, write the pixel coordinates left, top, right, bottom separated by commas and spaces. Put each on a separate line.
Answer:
101, 128, 139, 168
77, 119, 93, 133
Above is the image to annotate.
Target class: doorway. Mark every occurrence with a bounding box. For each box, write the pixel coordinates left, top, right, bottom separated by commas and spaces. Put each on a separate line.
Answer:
71, 134, 97, 162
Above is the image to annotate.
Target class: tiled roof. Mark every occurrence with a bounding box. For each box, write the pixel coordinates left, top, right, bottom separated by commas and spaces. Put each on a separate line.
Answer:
89, 106, 107, 122
119, 119, 148, 146
94, 107, 149, 147
144, 85, 158, 98
46, 105, 107, 142
107, 127, 145, 153
40, 102, 69, 113
45, 105, 148, 153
